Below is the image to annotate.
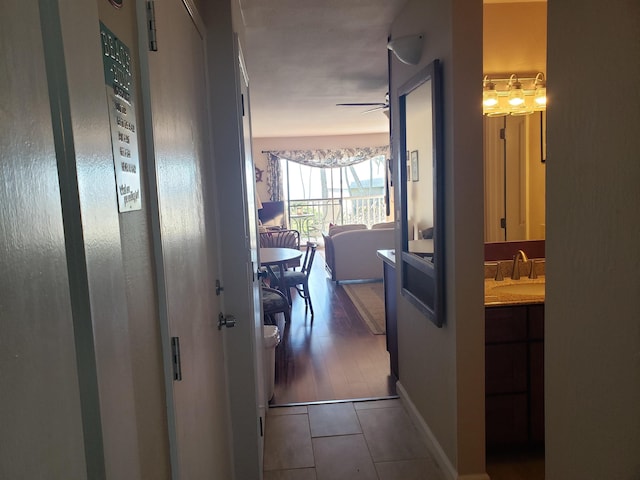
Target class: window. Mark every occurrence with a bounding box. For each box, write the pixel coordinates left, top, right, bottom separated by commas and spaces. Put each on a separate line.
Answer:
282, 155, 388, 239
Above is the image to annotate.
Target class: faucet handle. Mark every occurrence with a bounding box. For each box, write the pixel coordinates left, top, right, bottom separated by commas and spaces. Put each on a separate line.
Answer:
511, 254, 521, 280
528, 258, 538, 279
494, 262, 504, 281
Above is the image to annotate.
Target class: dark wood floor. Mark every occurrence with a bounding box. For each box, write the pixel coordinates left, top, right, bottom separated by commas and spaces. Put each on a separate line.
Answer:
269, 249, 397, 405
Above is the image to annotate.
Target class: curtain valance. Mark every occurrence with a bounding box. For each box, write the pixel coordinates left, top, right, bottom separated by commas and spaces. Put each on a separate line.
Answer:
265, 145, 389, 169
264, 145, 389, 201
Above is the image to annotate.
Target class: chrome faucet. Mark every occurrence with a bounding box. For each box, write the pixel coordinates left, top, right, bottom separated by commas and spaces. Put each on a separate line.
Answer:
511, 249, 528, 280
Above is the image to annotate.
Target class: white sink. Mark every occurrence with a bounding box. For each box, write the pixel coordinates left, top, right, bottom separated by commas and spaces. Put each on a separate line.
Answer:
492, 283, 545, 296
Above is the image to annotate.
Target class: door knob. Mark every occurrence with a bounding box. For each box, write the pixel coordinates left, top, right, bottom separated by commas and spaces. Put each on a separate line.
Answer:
218, 313, 236, 330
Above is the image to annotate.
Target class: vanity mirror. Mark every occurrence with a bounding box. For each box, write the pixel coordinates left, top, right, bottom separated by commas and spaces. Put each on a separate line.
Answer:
484, 111, 546, 242
398, 59, 445, 327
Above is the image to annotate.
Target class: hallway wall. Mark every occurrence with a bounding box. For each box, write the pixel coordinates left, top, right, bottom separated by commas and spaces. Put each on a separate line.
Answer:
545, 1, 640, 478
1, 2, 88, 477
1, 0, 240, 478
97, 3, 170, 478
389, 0, 485, 478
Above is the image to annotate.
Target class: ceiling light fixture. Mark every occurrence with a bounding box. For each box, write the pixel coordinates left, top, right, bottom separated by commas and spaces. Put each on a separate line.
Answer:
387, 34, 424, 65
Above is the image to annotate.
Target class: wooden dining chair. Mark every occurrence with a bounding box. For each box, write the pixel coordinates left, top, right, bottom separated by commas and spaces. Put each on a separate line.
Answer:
277, 242, 317, 317
259, 229, 301, 269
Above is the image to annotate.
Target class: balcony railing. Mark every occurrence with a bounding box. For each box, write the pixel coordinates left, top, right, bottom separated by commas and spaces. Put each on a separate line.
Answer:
287, 195, 389, 242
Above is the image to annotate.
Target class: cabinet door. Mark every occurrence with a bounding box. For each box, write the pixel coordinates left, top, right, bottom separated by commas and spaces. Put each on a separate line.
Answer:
486, 306, 527, 343
530, 341, 545, 444
486, 394, 529, 447
528, 304, 544, 340
486, 343, 528, 394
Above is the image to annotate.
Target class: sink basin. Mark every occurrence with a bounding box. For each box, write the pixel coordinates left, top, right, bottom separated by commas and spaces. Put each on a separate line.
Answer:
491, 283, 545, 296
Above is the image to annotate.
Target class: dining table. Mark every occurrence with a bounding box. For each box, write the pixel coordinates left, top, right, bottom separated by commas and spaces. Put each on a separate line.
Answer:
259, 247, 303, 293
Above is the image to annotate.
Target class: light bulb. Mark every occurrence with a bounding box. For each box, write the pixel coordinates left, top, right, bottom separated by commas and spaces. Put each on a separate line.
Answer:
508, 88, 525, 106
533, 72, 547, 110
507, 75, 525, 108
483, 89, 498, 107
534, 86, 547, 107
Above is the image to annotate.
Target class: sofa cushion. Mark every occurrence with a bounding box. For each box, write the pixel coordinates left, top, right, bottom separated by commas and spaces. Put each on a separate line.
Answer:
371, 221, 395, 230
328, 224, 367, 236
330, 227, 395, 282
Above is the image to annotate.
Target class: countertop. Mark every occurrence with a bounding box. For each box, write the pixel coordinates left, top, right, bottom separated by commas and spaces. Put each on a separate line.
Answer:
378, 250, 545, 306
484, 276, 545, 306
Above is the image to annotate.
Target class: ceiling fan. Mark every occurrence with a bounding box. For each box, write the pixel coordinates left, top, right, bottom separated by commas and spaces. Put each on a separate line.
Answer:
336, 92, 389, 114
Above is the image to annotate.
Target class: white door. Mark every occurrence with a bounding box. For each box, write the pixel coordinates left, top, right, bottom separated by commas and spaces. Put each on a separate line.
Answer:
483, 116, 506, 242
145, 1, 232, 477
505, 115, 527, 240
238, 45, 267, 466
484, 115, 528, 242
205, 17, 265, 476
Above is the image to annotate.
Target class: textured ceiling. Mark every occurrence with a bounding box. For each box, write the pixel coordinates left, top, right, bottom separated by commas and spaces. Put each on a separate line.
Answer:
240, 0, 406, 138
239, 0, 544, 138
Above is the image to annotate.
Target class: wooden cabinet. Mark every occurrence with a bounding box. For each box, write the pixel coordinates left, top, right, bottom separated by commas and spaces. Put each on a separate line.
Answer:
485, 304, 544, 450
381, 255, 398, 380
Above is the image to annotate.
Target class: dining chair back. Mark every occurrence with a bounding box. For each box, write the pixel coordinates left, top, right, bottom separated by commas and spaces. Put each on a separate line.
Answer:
259, 229, 301, 268
281, 242, 317, 317
261, 286, 291, 325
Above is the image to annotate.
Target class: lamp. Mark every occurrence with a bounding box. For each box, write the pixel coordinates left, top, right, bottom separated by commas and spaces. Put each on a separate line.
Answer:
482, 72, 548, 116
387, 34, 424, 65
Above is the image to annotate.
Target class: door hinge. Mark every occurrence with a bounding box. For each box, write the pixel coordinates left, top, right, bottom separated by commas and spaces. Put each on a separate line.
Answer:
171, 337, 182, 381
259, 416, 264, 437
500, 217, 506, 229
499, 128, 506, 140
146, 1, 158, 52
241, 93, 245, 117
215, 279, 224, 296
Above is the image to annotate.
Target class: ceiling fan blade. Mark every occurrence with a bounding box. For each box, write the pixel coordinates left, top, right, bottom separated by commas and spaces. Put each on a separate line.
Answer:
362, 105, 389, 114
336, 102, 388, 107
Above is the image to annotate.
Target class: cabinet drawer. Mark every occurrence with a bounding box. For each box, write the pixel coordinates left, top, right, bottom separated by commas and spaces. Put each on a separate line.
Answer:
486, 394, 529, 448
485, 306, 527, 343
486, 343, 528, 394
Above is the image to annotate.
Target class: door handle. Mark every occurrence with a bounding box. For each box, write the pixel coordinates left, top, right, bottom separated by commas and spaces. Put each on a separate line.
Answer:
218, 313, 236, 330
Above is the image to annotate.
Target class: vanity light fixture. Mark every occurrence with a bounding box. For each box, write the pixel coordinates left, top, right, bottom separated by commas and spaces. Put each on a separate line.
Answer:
483, 76, 499, 107
534, 72, 547, 109
482, 72, 548, 116
508, 74, 526, 110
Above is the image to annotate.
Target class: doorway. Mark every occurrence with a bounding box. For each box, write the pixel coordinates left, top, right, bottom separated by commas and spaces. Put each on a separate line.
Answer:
269, 249, 396, 405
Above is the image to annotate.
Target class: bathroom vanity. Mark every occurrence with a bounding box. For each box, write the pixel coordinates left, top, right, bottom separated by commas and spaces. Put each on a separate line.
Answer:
485, 275, 545, 450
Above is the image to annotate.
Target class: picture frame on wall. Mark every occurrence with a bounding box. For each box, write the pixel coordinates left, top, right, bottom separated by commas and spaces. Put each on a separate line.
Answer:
410, 150, 419, 181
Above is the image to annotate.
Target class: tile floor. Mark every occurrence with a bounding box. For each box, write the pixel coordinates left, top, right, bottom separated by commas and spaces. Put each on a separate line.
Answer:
263, 398, 446, 480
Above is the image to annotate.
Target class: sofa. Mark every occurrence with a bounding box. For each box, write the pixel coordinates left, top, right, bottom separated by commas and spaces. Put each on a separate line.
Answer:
322, 222, 395, 282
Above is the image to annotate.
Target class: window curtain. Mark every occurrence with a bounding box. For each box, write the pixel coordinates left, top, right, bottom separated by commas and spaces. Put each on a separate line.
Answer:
265, 146, 389, 201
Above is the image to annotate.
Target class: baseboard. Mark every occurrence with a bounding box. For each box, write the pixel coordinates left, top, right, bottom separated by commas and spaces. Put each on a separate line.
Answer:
396, 382, 490, 480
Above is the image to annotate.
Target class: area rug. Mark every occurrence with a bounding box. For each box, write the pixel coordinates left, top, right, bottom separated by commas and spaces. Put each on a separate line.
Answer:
342, 282, 386, 335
